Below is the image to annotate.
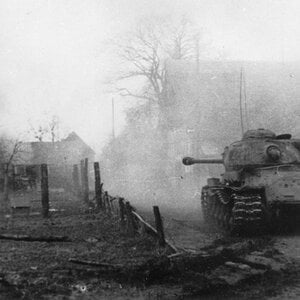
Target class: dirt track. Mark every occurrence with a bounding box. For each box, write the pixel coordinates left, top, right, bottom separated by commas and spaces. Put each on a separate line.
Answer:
164, 216, 300, 300
129, 201, 300, 299
267, 235, 300, 299
0, 191, 299, 299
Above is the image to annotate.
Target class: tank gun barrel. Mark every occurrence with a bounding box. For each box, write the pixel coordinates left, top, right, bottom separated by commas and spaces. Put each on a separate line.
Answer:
182, 157, 223, 165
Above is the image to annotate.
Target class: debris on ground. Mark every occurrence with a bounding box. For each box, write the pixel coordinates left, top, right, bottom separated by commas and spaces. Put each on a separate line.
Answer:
0, 194, 298, 299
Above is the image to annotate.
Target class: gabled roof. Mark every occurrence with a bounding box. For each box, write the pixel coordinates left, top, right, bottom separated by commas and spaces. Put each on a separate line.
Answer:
18, 132, 95, 165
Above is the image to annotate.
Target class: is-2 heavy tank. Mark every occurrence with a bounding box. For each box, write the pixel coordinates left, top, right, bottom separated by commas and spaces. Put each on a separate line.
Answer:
182, 128, 300, 233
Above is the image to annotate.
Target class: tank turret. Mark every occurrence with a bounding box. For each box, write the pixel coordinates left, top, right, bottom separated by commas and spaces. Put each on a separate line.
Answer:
183, 128, 300, 234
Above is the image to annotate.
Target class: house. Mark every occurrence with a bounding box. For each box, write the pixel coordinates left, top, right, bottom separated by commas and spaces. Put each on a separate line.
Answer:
14, 132, 95, 190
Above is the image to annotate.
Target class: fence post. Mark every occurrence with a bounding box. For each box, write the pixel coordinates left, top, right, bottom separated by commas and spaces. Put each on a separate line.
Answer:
2, 164, 9, 213
84, 158, 89, 204
82, 158, 89, 204
41, 164, 49, 218
94, 162, 102, 209
119, 198, 125, 231
110, 198, 115, 212
153, 206, 165, 247
125, 201, 135, 236
104, 191, 111, 214
102, 191, 106, 212
72, 164, 80, 197
80, 159, 85, 199
12, 164, 16, 191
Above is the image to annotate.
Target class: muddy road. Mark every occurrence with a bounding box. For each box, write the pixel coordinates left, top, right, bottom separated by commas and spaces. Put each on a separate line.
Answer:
169, 219, 300, 299
0, 190, 299, 299
169, 222, 300, 299
270, 234, 300, 299
135, 203, 300, 299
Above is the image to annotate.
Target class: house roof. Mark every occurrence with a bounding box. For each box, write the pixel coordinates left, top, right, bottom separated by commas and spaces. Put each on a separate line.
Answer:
18, 132, 95, 165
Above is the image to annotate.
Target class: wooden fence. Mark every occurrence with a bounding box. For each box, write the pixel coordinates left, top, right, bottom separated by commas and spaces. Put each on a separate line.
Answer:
39, 159, 177, 254
100, 193, 177, 253
80, 159, 177, 253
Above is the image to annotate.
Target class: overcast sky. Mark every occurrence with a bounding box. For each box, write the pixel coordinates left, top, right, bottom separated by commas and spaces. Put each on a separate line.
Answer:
0, 0, 299, 152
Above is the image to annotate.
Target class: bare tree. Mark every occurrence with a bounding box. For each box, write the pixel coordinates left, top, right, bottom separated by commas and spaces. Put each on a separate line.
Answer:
49, 115, 60, 143
116, 22, 168, 106
28, 114, 61, 142
167, 18, 196, 60
114, 17, 200, 110
29, 124, 48, 142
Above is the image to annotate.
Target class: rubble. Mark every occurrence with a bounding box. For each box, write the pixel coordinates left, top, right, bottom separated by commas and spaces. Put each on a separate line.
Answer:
243, 254, 287, 272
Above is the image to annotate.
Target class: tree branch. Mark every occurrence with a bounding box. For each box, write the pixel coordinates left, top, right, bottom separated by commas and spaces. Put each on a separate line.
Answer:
116, 87, 156, 102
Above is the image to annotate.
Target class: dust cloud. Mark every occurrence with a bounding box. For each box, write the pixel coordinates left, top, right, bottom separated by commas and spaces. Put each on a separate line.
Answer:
0, 1, 300, 219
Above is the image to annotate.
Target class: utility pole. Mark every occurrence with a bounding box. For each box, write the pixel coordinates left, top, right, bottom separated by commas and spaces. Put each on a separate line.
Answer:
194, 33, 200, 75
239, 67, 245, 136
243, 70, 248, 130
280, 6, 285, 65
112, 98, 115, 139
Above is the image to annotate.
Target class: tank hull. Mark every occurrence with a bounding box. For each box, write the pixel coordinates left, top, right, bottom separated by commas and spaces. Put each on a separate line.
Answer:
201, 172, 300, 234
201, 184, 265, 234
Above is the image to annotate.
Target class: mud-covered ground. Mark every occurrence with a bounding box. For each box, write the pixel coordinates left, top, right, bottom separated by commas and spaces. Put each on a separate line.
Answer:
0, 191, 166, 299
135, 204, 300, 299
0, 191, 299, 299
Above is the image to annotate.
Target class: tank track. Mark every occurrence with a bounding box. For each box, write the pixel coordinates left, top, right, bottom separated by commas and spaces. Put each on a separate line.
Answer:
201, 187, 231, 230
231, 193, 264, 233
201, 187, 265, 234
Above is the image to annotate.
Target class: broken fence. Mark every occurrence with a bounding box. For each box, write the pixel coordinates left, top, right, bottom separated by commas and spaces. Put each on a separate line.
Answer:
21, 159, 177, 254
70, 158, 178, 253
96, 192, 177, 254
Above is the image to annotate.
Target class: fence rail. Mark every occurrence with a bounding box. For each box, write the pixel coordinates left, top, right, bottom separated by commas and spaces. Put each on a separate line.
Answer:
99, 190, 177, 254
4, 158, 178, 253
25, 159, 178, 254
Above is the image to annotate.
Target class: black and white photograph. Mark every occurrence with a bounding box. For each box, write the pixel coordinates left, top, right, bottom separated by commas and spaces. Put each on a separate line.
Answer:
0, 0, 299, 299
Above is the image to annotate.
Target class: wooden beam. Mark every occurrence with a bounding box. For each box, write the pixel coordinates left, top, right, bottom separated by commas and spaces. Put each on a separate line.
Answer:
153, 206, 165, 247
41, 164, 49, 218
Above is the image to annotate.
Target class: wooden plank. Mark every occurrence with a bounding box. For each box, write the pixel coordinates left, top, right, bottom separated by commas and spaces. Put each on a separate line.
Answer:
153, 206, 165, 247
69, 258, 123, 269
0, 234, 69, 242
125, 201, 135, 236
